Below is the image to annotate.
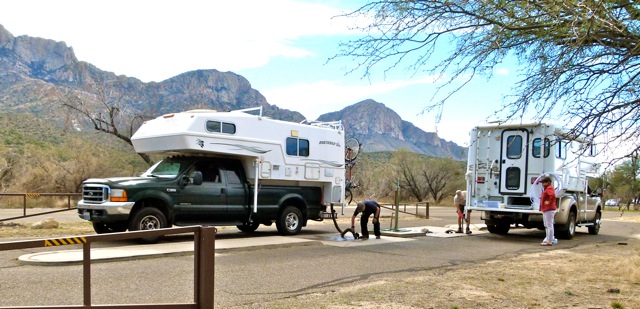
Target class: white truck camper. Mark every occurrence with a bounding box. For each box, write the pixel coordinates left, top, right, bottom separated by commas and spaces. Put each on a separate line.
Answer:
131, 107, 347, 212
465, 122, 602, 239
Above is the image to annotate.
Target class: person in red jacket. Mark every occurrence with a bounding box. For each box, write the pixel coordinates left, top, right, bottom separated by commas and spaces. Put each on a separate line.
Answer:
539, 175, 557, 246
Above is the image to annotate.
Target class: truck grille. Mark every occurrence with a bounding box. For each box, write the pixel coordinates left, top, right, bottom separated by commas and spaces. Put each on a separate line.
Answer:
82, 184, 109, 203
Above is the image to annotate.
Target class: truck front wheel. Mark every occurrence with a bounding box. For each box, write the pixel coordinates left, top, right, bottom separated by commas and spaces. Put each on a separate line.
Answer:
92, 222, 127, 234
276, 206, 303, 235
588, 211, 601, 235
128, 207, 167, 243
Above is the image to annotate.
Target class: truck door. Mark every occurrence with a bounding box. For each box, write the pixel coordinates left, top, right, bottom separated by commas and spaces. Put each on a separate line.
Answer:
174, 160, 228, 223
500, 129, 529, 195
222, 160, 250, 220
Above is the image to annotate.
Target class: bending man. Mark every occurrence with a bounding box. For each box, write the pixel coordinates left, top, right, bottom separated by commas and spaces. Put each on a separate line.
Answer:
351, 200, 381, 240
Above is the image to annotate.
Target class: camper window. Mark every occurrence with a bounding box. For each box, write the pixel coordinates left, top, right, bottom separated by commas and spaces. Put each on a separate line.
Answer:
506, 135, 523, 159
555, 139, 568, 159
506, 167, 521, 189
532, 138, 550, 158
286, 137, 310, 157
588, 143, 597, 157
206, 120, 236, 134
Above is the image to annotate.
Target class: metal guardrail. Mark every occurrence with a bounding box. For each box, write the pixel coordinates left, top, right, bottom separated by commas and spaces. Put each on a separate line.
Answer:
0, 226, 216, 309
0, 193, 81, 222
381, 202, 430, 219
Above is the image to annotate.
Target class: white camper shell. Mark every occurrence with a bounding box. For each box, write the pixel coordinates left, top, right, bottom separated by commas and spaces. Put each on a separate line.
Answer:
466, 122, 602, 238
131, 107, 347, 209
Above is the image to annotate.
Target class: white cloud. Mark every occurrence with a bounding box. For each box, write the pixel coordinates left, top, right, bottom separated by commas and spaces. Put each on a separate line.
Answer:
0, 0, 356, 82
496, 68, 510, 76
263, 75, 440, 119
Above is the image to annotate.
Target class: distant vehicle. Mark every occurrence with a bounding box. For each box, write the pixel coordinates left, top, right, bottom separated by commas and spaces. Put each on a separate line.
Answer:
605, 199, 620, 207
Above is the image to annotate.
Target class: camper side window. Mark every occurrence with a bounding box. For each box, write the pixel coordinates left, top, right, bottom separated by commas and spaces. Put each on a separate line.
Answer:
532, 138, 550, 158
286, 137, 310, 157
588, 143, 597, 157
555, 139, 568, 159
206, 121, 236, 134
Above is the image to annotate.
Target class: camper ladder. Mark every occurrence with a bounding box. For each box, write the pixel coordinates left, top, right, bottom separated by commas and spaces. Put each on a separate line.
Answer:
482, 130, 492, 198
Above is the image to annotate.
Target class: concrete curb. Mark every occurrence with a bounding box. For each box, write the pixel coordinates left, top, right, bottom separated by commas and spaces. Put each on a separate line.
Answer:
18, 236, 322, 265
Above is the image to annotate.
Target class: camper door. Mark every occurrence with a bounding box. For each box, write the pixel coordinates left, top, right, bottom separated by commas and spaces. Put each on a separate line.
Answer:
500, 129, 529, 195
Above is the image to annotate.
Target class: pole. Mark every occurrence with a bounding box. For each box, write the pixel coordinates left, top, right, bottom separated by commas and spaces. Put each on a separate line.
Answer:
394, 178, 400, 232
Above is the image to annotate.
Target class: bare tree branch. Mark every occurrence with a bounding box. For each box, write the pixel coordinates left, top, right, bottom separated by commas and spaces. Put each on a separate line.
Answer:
335, 0, 640, 161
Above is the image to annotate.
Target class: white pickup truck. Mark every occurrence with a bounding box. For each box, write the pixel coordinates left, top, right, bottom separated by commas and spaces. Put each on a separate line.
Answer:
465, 122, 602, 239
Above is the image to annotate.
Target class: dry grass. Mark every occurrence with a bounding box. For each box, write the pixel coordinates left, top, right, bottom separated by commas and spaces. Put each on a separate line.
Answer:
234, 240, 640, 309
0, 221, 95, 239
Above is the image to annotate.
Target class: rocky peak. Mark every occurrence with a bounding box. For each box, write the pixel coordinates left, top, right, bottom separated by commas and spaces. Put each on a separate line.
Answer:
0, 24, 77, 75
318, 99, 467, 160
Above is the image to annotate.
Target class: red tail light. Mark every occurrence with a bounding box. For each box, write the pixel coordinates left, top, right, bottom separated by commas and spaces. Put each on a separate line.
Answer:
476, 177, 485, 184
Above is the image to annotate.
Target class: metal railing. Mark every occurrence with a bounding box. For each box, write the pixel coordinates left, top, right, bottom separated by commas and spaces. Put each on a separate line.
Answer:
381, 202, 430, 219
0, 226, 216, 309
0, 193, 81, 222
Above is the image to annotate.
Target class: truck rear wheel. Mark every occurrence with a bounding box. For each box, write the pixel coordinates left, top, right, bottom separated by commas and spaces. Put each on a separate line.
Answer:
588, 211, 601, 235
128, 207, 167, 243
486, 222, 510, 234
92, 222, 127, 234
557, 210, 576, 239
276, 206, 303, 235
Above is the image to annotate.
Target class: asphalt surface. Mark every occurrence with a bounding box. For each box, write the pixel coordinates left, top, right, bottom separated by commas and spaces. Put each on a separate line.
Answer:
0, 206, 638, 307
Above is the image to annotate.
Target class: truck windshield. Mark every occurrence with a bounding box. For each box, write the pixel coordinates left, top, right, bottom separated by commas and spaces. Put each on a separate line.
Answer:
141, 159, 186, 178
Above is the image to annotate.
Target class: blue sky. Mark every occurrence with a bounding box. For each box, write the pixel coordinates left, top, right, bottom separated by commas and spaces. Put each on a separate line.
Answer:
0, 0, 517, 147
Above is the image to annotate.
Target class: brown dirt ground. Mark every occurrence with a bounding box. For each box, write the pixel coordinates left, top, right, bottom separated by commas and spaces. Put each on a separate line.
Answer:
2, 217, 640, 308
236, 216, 640, 309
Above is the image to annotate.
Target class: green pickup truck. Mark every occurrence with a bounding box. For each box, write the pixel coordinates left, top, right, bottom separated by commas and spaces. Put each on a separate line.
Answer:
77, 155, 324, 239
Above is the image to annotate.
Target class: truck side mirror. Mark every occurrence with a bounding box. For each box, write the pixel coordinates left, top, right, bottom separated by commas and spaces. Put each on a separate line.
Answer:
191, 171, 203, 185
593, 187, 603, 196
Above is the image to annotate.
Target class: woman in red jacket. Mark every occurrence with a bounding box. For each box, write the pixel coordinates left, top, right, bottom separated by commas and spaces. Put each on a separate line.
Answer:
539, 175, 557, 246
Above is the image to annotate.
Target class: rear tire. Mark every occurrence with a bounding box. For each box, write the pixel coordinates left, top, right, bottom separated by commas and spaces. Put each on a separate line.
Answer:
128, 207, 167, 243
486, 222, 510, 234
276, 206, 303, 235
557, 210, 576, 239
588, 211, 601, 235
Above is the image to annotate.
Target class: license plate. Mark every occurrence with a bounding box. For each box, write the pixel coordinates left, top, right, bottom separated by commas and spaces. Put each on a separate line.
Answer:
82, 211, 91, 220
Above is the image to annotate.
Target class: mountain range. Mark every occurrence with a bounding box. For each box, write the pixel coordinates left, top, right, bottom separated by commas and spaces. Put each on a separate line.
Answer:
0, 24, 466, 161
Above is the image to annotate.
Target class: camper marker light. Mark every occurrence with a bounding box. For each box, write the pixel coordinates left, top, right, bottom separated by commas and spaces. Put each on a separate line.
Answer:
110, 189, 128, 202
291, 130, 299, 137
477, 176, 485, 183
162, 113, 175, 118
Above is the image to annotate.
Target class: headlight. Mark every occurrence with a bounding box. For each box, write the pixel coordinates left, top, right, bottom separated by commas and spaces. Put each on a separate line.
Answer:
110, 189, 128, 202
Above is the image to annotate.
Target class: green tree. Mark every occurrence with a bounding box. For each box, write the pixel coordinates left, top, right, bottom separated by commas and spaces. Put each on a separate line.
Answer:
391, 150, 430, 202
421, 157, 466, 204
605, 153, 640, 209
389, 150, 465, 203
336, 1, 640, 160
